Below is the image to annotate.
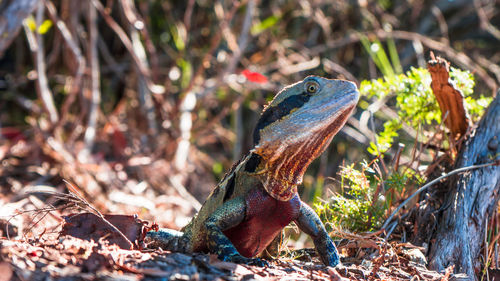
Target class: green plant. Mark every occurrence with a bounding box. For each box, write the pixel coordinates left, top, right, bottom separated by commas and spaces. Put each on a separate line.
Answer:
315, 160, 426, 233
383, 168, 424, 210
315, 162, 385, 232
316, 65, 491, 234
360, 67, 491, 155
360, 35, 402, 78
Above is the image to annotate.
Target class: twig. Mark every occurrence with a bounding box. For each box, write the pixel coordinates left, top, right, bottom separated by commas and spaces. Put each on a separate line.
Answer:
23, 2, 59, 125
122, 0, 160, 82
197, 0, 251, 98
119, 0, 143, 29
475, 53, 500, 83
175, 0, 253, 174
279, 57, 321, 75
44, 0, 85, 125
375, 30, 499, 92
174, 91, 196, 170
0, 0, 40, 56
179, 0, 230, 99
137, 3, 160, 82
384, 220, 398, 241
382, 161, 500, 231
232, 99, 243, 161
35, 2, 59, 125
63, 180, 134, 249
310, 30, 498, 93
193, 92, 248, 138
120, 0, 158, 136
183, 0, 196, 33
322, 58, 358, 83
227, 0, 254, 75
91, 0, 164, 95
430, 5, 449, 43
168, 175, 202, 211
473, 0, 500, 40
79, 1, 101, 162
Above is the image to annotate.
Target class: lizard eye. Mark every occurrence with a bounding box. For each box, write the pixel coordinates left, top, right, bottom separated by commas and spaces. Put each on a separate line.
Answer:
305, 81, 319, 94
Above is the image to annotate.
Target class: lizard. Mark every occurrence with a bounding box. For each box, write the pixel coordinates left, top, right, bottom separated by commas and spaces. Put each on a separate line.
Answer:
146, 76, 359, 267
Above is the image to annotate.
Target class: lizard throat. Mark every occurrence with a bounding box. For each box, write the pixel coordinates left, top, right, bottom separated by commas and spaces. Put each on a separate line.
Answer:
256, 133, 328, 201
254, 107, 354, 201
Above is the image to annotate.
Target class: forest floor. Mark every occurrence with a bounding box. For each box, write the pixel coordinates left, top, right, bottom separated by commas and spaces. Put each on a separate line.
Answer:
0, 147, 464, 281
0, 228, 459, 281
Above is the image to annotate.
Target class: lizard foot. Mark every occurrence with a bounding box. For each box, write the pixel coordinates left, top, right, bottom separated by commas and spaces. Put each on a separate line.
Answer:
222, 254, 269, 267
315, 236, 341, 267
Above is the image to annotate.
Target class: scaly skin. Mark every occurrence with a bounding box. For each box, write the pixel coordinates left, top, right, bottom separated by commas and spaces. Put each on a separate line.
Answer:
146, 76, 359, 266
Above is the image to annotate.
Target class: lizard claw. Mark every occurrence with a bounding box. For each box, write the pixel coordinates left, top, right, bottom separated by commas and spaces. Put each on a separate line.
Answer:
222, 254, 269, 267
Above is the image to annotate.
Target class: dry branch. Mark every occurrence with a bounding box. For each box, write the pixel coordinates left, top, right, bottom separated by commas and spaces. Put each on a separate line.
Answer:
79, 1, 101, 162
310, 30, 499, 94
44, 0, 85, 125
381, 161, 498, 232
120, 0, 158, 136
90, 0, 164, 95
23, 2, 59, 125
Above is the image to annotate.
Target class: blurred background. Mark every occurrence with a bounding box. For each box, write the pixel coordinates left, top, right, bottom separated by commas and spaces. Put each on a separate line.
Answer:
0, 0, 499, 232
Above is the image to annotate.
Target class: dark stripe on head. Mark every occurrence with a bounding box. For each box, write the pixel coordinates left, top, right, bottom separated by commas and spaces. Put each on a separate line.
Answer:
253, 92, 311, 144
244, 153, 262, 173
223, 173, 236, 202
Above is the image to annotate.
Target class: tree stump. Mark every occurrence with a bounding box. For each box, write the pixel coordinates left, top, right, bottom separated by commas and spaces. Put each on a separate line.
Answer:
428, 91, 500, 279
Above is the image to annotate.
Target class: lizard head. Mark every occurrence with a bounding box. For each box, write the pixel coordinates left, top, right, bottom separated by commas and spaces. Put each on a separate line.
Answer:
251, 76, 359, 201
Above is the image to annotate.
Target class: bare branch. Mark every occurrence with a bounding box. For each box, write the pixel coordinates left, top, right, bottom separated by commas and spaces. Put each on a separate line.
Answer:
90, 0, 164, 95
79, 1, 101, 162
382, 161, 499, 231
474, 0, 500, 40
310, 30, 499, 94
23, 2, 59, 125
120, 0, 158, 136
44, 0, 85, 125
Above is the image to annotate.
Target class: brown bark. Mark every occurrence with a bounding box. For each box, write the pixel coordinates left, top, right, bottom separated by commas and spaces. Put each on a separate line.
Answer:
428, 90, 500, 279
428, 55, 471, 139
0, 0, 42, 57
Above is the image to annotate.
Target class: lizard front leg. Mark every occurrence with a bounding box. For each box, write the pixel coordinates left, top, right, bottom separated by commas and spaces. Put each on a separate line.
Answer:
145, 228, 190, 253
205, 197, 268, 266
295, 201, 340, 266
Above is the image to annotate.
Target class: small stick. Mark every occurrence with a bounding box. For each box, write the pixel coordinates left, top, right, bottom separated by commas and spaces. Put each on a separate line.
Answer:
309, 30, 498, 93
382, 161, 500, 231
80, 1, 101, 162
23, 2, 59, 125
44, 0, 85, 125
63, 180, 134, 249
91, 0, 163, 94
120, 0, 158, 136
